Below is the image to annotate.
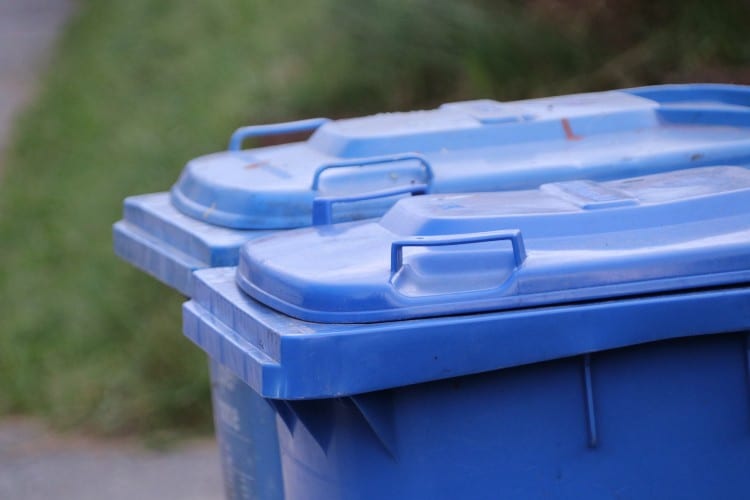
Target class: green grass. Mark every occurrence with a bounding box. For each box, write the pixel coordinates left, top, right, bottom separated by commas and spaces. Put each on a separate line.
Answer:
1, 0, 748, 437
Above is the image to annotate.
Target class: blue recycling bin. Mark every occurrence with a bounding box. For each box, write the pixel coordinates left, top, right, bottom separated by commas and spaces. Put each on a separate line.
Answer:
184, 166, 750, 499
115, 83, 750, 297
114, 84, 750, 499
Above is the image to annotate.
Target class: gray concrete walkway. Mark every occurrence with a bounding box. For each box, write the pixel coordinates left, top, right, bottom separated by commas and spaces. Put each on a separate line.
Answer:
0, 2, 224, 499
0, 419, 223, 500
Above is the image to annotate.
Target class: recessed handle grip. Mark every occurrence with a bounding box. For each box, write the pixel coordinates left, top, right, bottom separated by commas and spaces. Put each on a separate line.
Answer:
390, 229, 527, 275
227, 117, 330, 151
312, 184, 428, 226
311, 154, 434, 191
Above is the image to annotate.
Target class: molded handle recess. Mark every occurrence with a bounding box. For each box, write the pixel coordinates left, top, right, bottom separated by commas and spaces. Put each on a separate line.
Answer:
312, 184, 428, 226
311, 154, 435, 191
390, 229, 527, 275
228, 117, 330, 151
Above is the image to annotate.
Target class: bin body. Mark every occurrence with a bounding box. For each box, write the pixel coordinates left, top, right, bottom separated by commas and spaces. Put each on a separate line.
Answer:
185, 270, 750, 500
182, 165, 750, 499
277, 334, 750, 499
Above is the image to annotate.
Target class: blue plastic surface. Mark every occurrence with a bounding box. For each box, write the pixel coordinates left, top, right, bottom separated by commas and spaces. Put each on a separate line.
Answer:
117, 84, 750, 296
183, 268, 750, 498
171, 84, 750, 229
113, 84, 750, 500
236, 166, 750, 323
272, 334, 750, 500
113, 193, 275, 295
209, 360, 283, 500
184, 266, 750, 400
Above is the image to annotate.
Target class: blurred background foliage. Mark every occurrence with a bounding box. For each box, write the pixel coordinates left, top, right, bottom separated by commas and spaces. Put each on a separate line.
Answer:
1, 0, 748, 438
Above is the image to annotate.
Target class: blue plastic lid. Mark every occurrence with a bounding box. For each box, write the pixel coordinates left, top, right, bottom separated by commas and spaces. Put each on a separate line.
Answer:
236, 165, 750, 323
170, 84, 750, 229
113, 193, 275, 296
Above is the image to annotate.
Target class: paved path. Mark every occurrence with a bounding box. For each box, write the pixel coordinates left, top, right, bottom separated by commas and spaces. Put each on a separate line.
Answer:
0, 419, 223, 500
0, 2, 224, 499
0, 0, 74, 157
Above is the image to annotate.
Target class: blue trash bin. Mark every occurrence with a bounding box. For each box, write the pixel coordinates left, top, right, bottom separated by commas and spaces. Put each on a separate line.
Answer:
115, 84, 750, 500
115, 83, 750, 297
185, 165, 750, 499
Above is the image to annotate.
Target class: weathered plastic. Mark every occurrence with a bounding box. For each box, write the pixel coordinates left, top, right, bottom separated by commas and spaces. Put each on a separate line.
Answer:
171, 83, 750, 230
115, 84, 750, 296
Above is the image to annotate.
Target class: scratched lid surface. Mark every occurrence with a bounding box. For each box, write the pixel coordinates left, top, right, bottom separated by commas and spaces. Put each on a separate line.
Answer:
170, 84, 750, 229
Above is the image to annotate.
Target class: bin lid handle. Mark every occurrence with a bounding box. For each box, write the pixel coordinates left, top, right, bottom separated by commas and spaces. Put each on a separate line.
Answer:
227, 117, 330, 151
312, 184, 428, 226
390, 229, 527, 276
311, 153, 435, 191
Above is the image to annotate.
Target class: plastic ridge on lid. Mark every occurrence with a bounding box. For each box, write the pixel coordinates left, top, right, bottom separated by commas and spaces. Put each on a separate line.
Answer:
236, 165, 750, 323
168, 84, 750, 230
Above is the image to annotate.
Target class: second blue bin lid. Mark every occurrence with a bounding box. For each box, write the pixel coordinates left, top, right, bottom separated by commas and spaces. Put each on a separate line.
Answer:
237, 165, 750, 323
171, 84, 750, 229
